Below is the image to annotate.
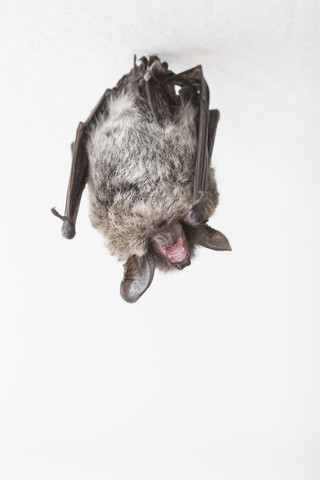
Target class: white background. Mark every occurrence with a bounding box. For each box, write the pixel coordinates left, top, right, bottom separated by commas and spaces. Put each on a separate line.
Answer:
1, 1, 319, 479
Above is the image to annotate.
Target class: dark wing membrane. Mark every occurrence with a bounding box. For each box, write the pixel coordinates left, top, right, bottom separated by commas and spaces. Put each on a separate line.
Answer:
208, 109, 220, 161
52, 88, 114, 239
173, 66, 215, 225
148, 62, 219, 225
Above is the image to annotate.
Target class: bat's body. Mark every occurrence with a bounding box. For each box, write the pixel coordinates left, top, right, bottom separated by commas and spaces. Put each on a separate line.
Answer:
87, 91, 217, 265
52, 56, 231, 302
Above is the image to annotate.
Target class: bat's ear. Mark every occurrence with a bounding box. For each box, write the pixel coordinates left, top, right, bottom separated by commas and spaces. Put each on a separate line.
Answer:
120, 254, 155, 303
196, 224, 231, 251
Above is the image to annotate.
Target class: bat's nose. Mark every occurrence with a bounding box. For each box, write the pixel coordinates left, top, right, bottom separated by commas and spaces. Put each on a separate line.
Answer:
174, 257, 191, 270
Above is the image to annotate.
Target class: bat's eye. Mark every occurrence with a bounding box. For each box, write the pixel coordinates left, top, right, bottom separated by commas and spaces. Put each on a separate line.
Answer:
157, 221, 167, 229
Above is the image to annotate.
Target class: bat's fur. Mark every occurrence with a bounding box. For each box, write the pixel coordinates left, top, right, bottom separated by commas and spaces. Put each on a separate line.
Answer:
87, 90, 219, 267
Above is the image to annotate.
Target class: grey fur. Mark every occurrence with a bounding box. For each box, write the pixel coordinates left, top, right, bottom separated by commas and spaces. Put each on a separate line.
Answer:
86, 91, 219, 264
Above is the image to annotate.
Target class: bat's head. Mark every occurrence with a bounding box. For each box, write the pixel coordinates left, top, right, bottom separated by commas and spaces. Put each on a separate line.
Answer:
120, 221, 231, 303
120, 221, 190, 303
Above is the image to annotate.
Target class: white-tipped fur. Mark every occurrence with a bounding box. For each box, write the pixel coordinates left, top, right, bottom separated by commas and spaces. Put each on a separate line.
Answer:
87, 91, 217, 261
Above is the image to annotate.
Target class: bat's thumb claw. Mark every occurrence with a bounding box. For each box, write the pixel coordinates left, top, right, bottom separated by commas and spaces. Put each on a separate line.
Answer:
188, 207, 205, 225
51, 208, 75, 239
61, 220, 76, 239
188, 194, 206, 225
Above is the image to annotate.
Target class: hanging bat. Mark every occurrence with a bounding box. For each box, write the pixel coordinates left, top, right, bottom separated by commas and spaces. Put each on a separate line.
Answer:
52, 55, 231, 303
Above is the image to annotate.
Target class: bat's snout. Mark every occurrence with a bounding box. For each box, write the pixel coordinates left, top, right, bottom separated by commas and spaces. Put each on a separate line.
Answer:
152, 223, 190, 269
174, 257, 191, 270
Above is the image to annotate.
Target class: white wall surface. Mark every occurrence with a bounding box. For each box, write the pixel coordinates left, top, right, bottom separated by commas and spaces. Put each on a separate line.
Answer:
0, 1, 319, 479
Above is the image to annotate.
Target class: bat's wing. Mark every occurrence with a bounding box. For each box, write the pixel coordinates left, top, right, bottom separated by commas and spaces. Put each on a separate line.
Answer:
51, 88, 114, 239
175, 66, 219, 225
120, 254, 155, 303
51, 121, 89, 239
208, 109, 220, 162
148, 61, 219, 225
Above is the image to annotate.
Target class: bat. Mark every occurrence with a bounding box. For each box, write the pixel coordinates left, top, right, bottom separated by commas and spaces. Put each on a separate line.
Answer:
52, 55, 231, 303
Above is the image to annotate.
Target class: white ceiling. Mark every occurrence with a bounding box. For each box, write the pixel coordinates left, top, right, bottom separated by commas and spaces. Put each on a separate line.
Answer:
1, 1, 319, 479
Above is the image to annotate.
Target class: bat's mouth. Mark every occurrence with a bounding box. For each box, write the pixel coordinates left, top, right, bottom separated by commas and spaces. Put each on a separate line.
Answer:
152, 223, 190, 270
162, 234, 190, 269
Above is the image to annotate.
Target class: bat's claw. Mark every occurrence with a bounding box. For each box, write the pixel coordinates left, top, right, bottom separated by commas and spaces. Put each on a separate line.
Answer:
51, 207, 76, 239
188, 192, 206, 224
61, 220, 76, 239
